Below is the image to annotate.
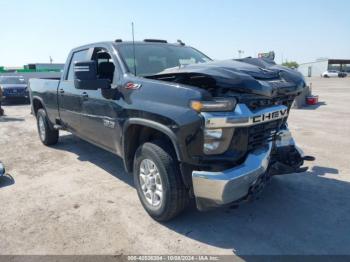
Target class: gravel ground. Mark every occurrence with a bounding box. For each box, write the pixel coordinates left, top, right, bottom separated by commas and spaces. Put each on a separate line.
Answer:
0, 77, 349, 255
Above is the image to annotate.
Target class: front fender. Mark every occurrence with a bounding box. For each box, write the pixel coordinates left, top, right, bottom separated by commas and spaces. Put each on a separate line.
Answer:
122, 118, 182, 161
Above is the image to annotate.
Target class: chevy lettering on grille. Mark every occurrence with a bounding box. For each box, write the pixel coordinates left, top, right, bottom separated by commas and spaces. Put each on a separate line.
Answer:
252, 109, 288, 124
202, 105, 289, 128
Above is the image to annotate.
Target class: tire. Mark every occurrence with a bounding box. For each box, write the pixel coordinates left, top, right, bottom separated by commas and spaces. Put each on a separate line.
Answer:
133, 140, 189, 221
36, 108, 59, 145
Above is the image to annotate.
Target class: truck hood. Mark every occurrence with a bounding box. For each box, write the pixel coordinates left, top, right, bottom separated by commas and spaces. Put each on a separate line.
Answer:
147, 58, 305, 98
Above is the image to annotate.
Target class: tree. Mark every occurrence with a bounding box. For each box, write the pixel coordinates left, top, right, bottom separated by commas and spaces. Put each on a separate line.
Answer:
282, 61, 299, 69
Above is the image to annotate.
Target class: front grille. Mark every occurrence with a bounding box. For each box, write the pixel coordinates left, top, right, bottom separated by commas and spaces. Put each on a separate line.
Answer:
224, 119, 284, 163
5, 89, 24, 94
242, 95, 295, 111
247, 120, 282, 151
246, 98, 275, 110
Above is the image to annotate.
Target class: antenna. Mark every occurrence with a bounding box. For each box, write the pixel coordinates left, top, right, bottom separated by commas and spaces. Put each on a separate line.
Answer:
131, 22, 137, 76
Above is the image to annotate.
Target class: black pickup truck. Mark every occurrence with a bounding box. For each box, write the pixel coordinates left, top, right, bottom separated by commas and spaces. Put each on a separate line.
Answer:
29, 39, 311, 221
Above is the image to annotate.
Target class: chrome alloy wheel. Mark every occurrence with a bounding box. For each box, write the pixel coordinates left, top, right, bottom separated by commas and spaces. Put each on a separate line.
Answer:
139, 159, 163, 207
38, 115, 46, 141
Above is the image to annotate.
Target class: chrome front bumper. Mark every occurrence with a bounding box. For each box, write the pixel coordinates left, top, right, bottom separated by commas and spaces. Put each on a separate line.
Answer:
192, 127, 305, 210
191, 101, 306, 210
192, 143, 272, 209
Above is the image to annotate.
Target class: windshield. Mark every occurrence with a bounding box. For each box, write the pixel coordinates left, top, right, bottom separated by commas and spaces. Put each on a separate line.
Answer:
0, 77, 26, 84
117, 44, 212, 76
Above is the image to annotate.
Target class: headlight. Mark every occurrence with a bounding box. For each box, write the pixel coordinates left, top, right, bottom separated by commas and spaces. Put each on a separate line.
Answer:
191, 98, 237, 155
190, 98, 236, 112
203, 128, 235, 155
204, 128, 223, 140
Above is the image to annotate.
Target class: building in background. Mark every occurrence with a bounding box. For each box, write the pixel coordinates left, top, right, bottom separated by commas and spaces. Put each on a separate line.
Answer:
298, 59, 350, 77
1, 63, 64, 72
0, 63, 64, 83
25, 63, 64, 71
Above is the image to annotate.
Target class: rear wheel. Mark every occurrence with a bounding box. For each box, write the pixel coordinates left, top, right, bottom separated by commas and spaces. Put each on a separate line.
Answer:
133, 141, 189, 221
36, 109, 59, 145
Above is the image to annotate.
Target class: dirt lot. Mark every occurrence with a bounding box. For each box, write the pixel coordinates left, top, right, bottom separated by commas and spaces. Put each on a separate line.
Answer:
0, 77, 349, 255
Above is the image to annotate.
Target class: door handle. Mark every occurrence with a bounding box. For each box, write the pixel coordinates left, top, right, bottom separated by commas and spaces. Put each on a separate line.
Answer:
59, 88, 65, 94
81, 92, 89, 100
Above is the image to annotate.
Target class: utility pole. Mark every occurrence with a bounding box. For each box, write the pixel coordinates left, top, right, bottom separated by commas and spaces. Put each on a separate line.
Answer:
238, 50, 244, 59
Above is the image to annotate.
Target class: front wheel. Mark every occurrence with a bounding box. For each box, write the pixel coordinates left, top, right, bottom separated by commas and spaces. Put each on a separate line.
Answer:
133, 141, 189, 221
36, 109, 59, 145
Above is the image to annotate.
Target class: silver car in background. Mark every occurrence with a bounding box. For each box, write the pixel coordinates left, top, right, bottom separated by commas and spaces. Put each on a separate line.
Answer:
322, 70, 347, 78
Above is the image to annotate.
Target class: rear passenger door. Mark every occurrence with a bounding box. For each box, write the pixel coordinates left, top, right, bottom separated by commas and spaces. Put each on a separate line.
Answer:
58, 49, 90, 133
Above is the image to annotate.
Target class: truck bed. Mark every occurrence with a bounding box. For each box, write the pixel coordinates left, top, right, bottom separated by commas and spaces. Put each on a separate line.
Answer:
29, 78, 61, 123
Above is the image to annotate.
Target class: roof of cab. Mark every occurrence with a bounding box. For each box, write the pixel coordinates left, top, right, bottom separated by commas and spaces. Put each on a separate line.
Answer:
71, 40, 185, 52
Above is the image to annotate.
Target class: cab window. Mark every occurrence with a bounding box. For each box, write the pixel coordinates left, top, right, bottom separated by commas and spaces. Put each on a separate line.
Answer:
91, 48, 116, 83
67, 49, 89, 81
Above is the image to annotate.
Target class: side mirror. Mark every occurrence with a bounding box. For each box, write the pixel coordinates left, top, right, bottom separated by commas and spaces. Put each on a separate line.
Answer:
74, 61, 111, 90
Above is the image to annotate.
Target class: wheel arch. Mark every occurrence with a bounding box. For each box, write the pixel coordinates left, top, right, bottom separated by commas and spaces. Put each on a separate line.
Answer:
32, 97, 56, 131
122, 118, 182, 173
32, 96, 46, 116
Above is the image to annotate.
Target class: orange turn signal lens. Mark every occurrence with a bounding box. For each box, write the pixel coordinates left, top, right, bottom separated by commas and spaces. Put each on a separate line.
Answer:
190, 101, 203, 112
190, 98, 236, 112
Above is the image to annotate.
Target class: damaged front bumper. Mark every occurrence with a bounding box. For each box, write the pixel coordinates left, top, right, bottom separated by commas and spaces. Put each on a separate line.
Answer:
193, 142, 272, 210
192, 128, 311, 211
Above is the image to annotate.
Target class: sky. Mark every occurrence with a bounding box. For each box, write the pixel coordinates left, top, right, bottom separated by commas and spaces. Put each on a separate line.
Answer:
0, 0, 349, 67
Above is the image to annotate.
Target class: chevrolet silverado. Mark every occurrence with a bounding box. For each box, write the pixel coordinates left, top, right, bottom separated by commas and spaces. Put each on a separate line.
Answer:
29, 39, 312, 221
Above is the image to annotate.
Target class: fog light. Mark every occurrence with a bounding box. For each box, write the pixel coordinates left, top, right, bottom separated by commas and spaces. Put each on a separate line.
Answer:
204, 142, 220, 154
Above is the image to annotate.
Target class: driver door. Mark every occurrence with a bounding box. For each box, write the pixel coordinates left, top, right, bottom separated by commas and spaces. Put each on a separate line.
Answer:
79, 47, 122, 153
